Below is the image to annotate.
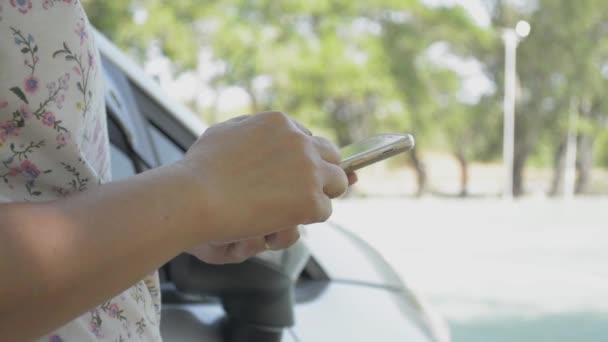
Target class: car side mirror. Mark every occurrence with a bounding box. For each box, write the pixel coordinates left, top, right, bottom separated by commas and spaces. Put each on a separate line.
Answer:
168, 241, 310, 342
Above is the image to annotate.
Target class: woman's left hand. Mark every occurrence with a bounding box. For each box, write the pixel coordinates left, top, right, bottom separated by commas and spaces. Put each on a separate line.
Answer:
187, 226, 301, 264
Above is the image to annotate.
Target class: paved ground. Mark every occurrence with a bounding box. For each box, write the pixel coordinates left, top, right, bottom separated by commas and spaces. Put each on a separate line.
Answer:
330, 198, 608, 342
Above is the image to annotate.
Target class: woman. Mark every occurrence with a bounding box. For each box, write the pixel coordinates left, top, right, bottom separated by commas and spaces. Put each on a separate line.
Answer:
0, 1, 354, 340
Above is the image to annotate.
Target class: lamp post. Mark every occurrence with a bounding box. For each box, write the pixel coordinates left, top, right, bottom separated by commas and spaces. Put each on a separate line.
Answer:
502, 20, 530, 199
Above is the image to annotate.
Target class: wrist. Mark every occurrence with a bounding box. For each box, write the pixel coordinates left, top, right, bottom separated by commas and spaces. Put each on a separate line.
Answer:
169, 161, 221, 246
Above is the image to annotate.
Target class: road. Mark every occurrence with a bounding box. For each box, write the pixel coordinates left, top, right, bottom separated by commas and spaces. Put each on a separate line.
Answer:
330, 198, 608, 342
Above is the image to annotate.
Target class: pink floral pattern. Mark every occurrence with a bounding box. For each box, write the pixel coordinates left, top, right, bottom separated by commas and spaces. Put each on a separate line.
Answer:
19, 104, 32, 120
24, 75, 39, 93
0, 121, 19, 143
74, 17, 87, 45
1, 1, 161, 341
10, 0, 32, 14
41, 111, 56, 126
56, 131, 69, 148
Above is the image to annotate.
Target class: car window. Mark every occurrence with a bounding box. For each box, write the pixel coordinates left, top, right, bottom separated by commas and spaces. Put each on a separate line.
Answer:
110, 144, 137, 180
148, 123, 185, 165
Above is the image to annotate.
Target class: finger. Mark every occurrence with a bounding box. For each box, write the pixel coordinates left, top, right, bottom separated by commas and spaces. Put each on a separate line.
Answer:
289, 117, 313, 136
189, 242, 237, 265
313, 136, 341, 164
315, 193, 333, 222
264, 227, 301, 250
347, 172, 358, 185
322, 163, 349, 199
228, 114, 251, 123
256, 111, 312, 135
230, 237, 267, 262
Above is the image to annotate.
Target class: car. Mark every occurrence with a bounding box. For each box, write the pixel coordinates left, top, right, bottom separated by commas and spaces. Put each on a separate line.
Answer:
96, 28, 451, 342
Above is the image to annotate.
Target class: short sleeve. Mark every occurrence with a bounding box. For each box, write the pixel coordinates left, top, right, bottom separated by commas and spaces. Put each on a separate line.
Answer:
0, 0, 110, 202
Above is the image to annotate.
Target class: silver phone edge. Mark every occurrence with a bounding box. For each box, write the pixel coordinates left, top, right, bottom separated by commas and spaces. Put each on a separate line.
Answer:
340, 135, 415, 173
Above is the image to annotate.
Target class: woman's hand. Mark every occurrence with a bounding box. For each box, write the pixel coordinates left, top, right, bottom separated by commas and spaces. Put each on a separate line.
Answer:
187, 227, 301, 264
179, 111, 351, 244
0, 111, 357, 339
186, 171, 358, 264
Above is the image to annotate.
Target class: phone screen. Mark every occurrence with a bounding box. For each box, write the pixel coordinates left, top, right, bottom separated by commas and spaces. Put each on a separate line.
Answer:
341, 135, 404, 161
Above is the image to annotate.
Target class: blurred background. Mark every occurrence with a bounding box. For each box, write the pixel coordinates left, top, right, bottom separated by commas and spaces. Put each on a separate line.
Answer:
85, 0, 608, 341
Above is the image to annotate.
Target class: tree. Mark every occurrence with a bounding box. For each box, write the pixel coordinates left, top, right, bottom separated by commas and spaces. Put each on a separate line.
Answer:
86, 0, 496, 196
92, 0, 608, 198
516, 0, 608, 195
479, 0, 608, 196
380, 4, 493, 196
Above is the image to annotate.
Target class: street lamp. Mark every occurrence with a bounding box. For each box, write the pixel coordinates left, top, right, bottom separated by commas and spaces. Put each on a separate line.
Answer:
502, 20, 530, 199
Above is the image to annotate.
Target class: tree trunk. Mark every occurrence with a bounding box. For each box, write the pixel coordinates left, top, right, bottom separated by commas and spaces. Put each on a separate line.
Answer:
512, 102, 533, 197
455, 148, 469, 197
409, 147, 427, 196
245, 84, 259, 114
576, 134, 594, 194
549, 140, 566, 196
512, 144, 528, 197
575, 98, 595, 195
329, 108, 354, 147
328, 97, 373, 147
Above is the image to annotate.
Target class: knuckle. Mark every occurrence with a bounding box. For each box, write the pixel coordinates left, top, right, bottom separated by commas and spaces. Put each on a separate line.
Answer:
277, 229, 300, 248
336, 172, 349, 194
318, 202, 333, 222
301, 193, 331, 223
301, 189, 320, 207
324, 166, 349, 199
318, 137, 341, 160
285, 130, 310, 151
286, 230, 301, 247
236, 245, 250, 258
291, 193, 316, 223
263, 111, 290, 125
245, 240, 264, 256
291, 154, 318, 181
315, 137, 340, 154
301, 159, 319, 179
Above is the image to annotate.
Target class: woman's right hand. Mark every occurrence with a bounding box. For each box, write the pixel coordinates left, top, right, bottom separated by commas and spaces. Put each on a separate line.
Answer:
0, 111, 353, 339
179, 111, 349, 244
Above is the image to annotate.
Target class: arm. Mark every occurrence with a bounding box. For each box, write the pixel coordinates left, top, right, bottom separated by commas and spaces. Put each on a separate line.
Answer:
0, 164, 204, 340
0, 111, 349, 340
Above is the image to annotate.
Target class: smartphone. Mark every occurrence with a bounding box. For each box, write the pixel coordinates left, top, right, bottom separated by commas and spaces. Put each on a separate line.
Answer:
340, 133, 415, 173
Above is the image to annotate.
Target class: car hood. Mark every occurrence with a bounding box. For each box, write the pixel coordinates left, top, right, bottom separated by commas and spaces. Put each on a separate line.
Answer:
302, 221, 451, 342
303, 220, 405, 288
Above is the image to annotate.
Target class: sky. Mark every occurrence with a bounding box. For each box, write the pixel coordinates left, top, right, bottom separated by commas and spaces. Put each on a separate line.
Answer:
422, 0, 491, 27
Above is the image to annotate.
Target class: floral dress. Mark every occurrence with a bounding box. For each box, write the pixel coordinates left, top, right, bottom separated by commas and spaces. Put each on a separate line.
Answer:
0, 1, 161, 341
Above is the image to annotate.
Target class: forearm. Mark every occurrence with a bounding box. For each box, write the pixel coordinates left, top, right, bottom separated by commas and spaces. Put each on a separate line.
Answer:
0, 164, 206, 340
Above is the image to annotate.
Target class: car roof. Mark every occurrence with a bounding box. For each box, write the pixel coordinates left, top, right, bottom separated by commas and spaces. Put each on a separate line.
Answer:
94, 28, 208, 137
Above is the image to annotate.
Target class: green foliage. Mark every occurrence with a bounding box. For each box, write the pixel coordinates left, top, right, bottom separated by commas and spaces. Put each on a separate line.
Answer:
85, 0, 487, 144
596, 131, 608, 168
85, 0, 608, 192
